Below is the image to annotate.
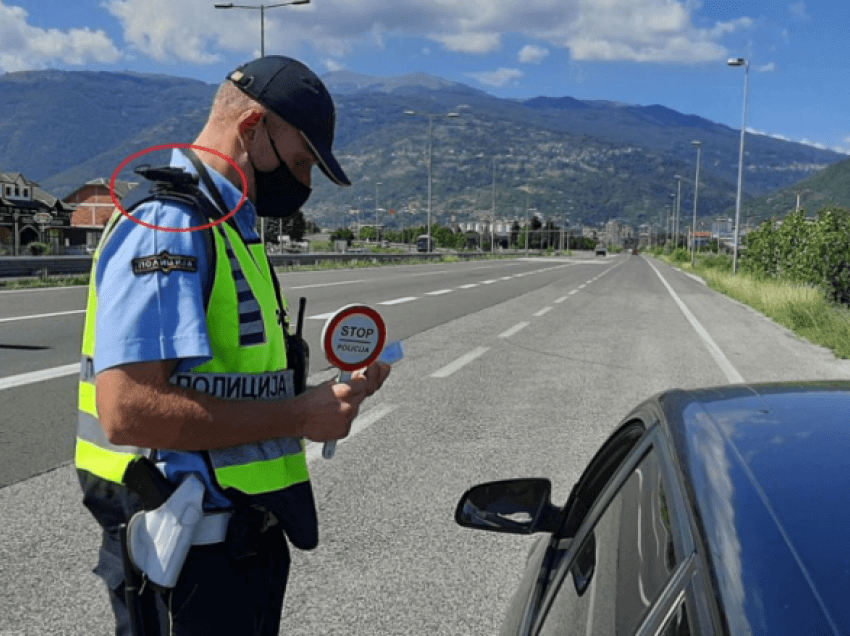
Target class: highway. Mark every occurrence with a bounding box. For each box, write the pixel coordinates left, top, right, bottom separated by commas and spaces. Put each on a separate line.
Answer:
1, 252, 849, 635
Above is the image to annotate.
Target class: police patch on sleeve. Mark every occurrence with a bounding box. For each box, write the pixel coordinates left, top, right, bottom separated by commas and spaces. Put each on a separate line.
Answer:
132, 251, 198, 275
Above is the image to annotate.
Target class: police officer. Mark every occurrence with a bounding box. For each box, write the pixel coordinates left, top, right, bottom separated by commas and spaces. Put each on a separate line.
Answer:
76, 56, 391, 635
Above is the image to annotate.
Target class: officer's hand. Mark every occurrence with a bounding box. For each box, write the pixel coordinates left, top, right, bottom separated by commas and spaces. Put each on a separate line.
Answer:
297, 363, 391, 442
350, 361, 391, 397
297, 379, 364, 443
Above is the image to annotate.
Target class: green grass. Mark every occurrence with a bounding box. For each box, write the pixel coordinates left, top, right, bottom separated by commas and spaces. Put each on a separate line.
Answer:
0, 274, 91, 289
652, 250, 850, 359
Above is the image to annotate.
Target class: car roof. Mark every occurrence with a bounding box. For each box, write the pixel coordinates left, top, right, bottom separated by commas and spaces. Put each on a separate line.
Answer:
658, 381, 850, 635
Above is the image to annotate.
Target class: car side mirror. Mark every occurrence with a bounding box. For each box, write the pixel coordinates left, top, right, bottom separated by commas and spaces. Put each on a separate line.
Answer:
454, 478, 561, 534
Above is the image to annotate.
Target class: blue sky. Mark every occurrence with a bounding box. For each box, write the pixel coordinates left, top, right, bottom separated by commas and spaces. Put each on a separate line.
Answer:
2, 0, 848, 154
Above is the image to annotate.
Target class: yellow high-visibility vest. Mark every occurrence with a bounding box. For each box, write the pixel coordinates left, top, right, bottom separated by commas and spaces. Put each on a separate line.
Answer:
75, 204, 309, 497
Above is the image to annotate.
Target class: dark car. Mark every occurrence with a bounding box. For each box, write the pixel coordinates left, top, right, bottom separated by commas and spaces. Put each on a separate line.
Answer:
455, 382, 850, 635
595, 243, 607, 257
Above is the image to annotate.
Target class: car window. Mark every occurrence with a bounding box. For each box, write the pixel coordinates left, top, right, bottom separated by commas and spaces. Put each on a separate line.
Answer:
537, 448, 679, 636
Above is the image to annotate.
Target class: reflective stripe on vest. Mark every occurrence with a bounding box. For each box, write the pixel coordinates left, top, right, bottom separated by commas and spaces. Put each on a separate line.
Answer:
74, 201, 309, 495
75, 212, 150, 484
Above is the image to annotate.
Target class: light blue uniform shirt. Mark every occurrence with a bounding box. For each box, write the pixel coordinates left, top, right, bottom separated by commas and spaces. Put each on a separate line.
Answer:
95, 149, 259, 510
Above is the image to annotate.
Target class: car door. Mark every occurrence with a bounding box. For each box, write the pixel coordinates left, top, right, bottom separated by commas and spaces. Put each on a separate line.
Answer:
529, 422, 698, 635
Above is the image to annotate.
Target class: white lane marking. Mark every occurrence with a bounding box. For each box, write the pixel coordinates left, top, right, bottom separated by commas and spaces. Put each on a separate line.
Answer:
481, 279, 498, 285
379, 297, 417, 306
568, 290, 579, 295
499, 322, 530, 338
533, 307, 552, 317
554, 296, 569, 304
425, 289, 452, 296
430, 347, 490, 378
499, 276, 513, 281
308, 312, 337, 320
304, 403, 399, 463
0, 363, 79, 391
578, 284, 586, 289
412, 270, 450, 276
638, 573, 651, 607
0, 286, 85, 295
683, 271, 707, 285
0, 309, 86, 323
648, 260, 744, 383
458, 284, 479, 289
290, 279, 367, 289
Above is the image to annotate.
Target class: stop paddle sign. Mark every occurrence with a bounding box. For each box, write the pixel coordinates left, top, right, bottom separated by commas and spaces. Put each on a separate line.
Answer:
320, 305, 386, 458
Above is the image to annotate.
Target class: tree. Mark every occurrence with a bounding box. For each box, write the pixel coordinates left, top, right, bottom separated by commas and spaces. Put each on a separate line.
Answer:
510, 221, 520, 247
265, 210, 307, 242
330, 228, 354, 242
530, 216, 542, 249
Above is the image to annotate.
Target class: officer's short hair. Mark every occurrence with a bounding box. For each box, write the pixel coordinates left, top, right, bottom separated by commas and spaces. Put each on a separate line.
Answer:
208, 81, 268, 126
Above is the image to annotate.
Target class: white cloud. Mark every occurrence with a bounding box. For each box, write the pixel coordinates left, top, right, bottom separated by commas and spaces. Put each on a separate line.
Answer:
324, 59, 345, 72
789, 2, 810, 20
560, 0, 750, 63
91, 0, 755, 67
518, 44, 549, 63
755, 62, 776, 72
431, 32, 501, 54
710, 17, 754, 39
0, 2, 121, 72
466, 67, 524, 87
104, 0, 222, 63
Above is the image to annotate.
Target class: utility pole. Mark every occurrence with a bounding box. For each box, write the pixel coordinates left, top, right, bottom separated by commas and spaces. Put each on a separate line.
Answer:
524, 191, 530, 257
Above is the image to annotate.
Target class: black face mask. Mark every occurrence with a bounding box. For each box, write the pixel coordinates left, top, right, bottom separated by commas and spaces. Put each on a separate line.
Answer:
251, 126, 312, 219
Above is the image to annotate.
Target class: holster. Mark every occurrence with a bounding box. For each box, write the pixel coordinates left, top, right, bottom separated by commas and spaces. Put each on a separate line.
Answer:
119, 522, 159, 636
126, 474, 205, 589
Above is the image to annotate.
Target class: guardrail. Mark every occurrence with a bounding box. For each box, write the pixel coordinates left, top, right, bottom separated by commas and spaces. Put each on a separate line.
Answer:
0, 250, 536, 279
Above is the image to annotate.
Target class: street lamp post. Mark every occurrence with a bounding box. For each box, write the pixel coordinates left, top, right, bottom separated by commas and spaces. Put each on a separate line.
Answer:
524, 193, 531, 257
213, 0, 311, 250
404, 110, 460, 252
491, 157, 496, 254
375, 181, 382, 243
13, 211, 19, 256
349, 208, 358, 239
674, 176, 682, 250
214, 1, 310, 57
691, 141, 702, 266
728, 57, 749, 274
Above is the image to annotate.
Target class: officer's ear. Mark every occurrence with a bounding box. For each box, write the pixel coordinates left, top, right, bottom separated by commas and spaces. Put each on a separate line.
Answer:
237, 111, 264, 149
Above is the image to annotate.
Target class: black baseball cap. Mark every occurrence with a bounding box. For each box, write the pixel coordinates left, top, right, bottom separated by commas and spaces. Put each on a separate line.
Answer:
227, 56, 350, 187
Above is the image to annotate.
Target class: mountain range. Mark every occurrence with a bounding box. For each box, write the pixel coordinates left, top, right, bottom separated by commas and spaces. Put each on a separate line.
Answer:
1, 68, 846, 230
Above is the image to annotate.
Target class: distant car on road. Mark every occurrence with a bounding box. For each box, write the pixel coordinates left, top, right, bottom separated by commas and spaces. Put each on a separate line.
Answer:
456, 381, 850, 635
632, 248, 639, 255
595, 243, 607, 257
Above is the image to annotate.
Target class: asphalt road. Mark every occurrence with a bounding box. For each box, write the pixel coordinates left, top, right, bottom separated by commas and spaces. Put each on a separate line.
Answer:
1, 253, 849, 635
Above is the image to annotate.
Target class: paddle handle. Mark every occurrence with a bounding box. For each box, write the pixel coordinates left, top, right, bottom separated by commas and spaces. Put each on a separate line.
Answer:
322, 370, 352, 459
